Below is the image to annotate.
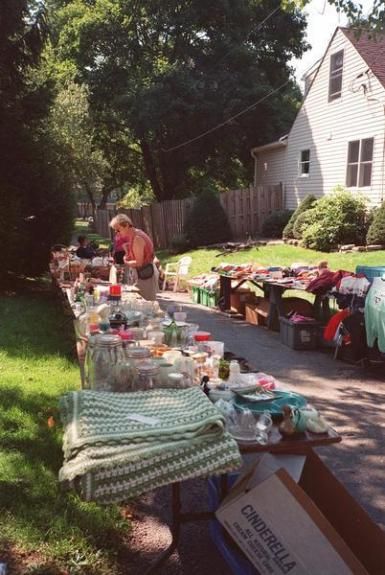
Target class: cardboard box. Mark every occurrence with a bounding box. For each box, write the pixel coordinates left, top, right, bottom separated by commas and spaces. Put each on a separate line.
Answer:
231, 291, 258, 316
245, 298, 270, 326
215, 452, 385, 575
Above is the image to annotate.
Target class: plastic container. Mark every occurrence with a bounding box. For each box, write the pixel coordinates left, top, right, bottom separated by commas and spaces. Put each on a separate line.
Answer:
193, 331, 211, 342
355, 265, 385, 283
208, 474, 256, 575
200, 288, 209, 307
191, 286, 201, 304
206, 290, 219, 308
279, 316, 320, 350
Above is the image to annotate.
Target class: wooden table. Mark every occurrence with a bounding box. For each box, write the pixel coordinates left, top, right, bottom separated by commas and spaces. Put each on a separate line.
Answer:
218, 273, 330, 329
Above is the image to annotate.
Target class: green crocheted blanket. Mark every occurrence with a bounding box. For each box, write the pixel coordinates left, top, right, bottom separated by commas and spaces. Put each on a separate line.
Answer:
59, 388, 241, 504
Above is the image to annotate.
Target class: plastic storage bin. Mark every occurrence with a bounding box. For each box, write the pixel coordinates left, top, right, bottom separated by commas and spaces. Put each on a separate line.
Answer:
355, 265, 385, 283
279, 316, 320, 350
191, 286, 201, 304
200, 288, 218, 308
208, 474, 256, 575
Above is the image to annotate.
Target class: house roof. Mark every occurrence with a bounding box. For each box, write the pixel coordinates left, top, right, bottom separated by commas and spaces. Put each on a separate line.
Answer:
341, 27, 385, 89
251, 135, 288, 155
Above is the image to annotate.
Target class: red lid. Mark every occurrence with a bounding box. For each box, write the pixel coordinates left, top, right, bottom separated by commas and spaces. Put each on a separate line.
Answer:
119, 331, 134, 340
193, 331, 211, 342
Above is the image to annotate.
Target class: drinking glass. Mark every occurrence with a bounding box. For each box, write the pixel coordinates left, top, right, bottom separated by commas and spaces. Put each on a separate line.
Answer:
255, 411, 273, 444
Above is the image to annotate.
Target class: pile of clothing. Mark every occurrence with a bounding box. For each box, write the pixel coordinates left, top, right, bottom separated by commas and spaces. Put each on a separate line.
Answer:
59, 388, 241, 504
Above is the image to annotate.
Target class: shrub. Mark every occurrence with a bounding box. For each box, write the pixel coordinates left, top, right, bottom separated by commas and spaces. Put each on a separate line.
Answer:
170, 234, 191, 254
292, 208, 316, 239
367, 202, 385, 245
301, 187, 367, 251
184, 184, 232, 247
282, 194, 317, 239
261, 209, 293, 238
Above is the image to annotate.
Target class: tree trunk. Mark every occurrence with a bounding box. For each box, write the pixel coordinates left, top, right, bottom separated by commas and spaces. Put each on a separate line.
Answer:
98, 187, 112, 209
82, 180, 96, 212
140, 138, 165, 201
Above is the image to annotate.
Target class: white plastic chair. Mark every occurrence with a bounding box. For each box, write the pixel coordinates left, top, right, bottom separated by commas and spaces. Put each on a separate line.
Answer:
162, 256, 192, 292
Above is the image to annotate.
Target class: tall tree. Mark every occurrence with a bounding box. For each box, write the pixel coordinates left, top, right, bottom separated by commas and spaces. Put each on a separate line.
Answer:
47, 0, 308, 201
0, 0, 74, 279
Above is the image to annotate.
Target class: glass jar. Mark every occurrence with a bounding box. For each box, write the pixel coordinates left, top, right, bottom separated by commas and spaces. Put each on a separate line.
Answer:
134, 360, 161, 391
86, 334, 124, 391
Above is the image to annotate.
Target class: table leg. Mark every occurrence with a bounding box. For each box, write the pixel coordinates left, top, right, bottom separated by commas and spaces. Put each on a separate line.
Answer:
266, 285, 286, 331
144, 483, 182, 574
314, 294, 331, 323
143, 482, 216, 574
219, 276, 231, 311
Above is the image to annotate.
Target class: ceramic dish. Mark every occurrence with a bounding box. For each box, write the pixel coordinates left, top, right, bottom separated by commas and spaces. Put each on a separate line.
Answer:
234, 390, 307, 416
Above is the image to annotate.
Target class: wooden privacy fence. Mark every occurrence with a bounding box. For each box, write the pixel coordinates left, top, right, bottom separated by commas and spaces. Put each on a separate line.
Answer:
93, 184, 283, 250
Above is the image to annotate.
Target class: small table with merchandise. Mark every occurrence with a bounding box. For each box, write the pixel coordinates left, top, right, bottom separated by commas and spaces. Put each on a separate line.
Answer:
218, 273, 330, 329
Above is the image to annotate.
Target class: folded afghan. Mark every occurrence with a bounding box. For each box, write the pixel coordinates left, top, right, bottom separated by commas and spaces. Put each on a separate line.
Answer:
59, 388, 241, 504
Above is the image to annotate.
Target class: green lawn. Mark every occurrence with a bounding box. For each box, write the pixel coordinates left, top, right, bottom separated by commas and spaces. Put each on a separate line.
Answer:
0, 280, 130, 575
157, 244, 385, 278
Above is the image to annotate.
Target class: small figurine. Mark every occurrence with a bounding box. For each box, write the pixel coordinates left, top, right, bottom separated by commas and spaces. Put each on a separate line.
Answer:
279, 405, 302, 438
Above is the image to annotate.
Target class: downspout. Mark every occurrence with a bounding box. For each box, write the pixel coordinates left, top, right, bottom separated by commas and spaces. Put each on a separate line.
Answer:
366, 95, 385, 203
250, 148, 258, 187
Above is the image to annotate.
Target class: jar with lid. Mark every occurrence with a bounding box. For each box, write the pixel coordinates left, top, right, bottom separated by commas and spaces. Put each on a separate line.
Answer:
227, 360, 242, 387
86, 333, 124, 391
134, 360, 161, 390
124, 345, 151, 383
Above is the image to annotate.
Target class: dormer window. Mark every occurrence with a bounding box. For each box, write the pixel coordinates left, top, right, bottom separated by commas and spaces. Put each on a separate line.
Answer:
329, 50, 344, 101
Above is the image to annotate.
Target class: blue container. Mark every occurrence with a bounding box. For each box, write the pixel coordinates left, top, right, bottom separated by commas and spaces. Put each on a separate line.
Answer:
208, 474, 258, 575
355, 265, 385, 282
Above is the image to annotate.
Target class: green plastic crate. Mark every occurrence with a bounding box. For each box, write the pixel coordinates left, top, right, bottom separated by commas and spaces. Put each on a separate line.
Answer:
191, 286, 201, 304
206, 291, 219, 308
200, 288, 209, 306
200, 288, 218, 308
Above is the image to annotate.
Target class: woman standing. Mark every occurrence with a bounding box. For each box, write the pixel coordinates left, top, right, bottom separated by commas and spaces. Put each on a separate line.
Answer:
109, 214, 159, 300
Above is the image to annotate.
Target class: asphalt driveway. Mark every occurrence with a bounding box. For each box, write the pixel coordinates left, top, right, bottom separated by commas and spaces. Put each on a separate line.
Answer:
125, 292, 385, 575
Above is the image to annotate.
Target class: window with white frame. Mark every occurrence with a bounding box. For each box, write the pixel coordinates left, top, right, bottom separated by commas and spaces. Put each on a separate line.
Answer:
329, 50, 344, 101
299, 149, 310, 176
346, 138, 373, 187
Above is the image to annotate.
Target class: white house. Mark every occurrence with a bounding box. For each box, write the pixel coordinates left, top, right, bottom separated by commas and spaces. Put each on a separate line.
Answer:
251, 27, 385, 210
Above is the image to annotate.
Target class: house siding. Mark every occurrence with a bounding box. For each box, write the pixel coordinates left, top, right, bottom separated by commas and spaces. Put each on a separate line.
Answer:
255, 28, 385, 209
255, 147, 287, 187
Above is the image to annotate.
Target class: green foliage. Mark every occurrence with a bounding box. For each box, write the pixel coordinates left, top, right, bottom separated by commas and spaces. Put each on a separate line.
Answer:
0, 0, 74, 280
169, 234, 191, 254
117, 183, 155, 209
367, 202, 385, 245
292, 208, 316, 239
47, 0, 308, 200
184, 184, 232, 248
282, 194, 317, 239
46, 81, 109, 207
301, 187, 368, 251
261, 209, 293, 238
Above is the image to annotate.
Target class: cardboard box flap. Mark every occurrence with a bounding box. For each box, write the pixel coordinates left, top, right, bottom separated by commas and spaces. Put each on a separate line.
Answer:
220, 453, 306, 510
216, 467, 368, 575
